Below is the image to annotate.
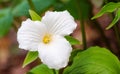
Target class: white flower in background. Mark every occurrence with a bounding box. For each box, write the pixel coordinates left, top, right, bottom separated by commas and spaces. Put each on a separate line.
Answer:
17, 10, 77, 70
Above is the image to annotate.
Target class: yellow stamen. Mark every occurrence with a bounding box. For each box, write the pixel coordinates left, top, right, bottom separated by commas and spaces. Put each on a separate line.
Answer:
43, 34, 51, 44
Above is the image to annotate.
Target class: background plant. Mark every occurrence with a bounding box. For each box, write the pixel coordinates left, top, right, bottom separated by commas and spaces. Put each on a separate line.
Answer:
0, 0, 120, 74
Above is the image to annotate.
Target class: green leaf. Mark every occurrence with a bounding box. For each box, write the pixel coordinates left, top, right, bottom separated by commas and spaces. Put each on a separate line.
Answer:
29, 9, 41, 21
0, 8, 13, 38
69, 49, 82, 62
65, 0, 91, 20
34, 0, 55, 13
12, 0, 29, 16
53, 0, 91, 20
92, 2, 120, 20
106, 8, 120, 30
11, 0, 24, 8
65, 36, 81, 45
63, 46, 120, 74
12, 0, 55, 17
23, 51, 38, 68
27, 64, 54, 74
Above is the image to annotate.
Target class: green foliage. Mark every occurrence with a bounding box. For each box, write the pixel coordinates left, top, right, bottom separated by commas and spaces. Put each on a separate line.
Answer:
12, 0, 24, 8
65, 0, 80, 19
106, 8, 120, 30
23, 51, 38, 68
2, 1, 120, 74
29, 9, 41, 21
67, 0, 91, 20
0, 8, 13, 38
0, 0, 55, 38
63, 46, 120, 74
69, 49, 82, 62
54, 0, 91, 20
92, 2, 120, 29
12, 0, 29, 16
27, 64, 55, 74
91, 2, 120, 20
65, 36, 80, 45
12, 0, 55, 17
33, 0, 55, 14
22, 9, 41, 68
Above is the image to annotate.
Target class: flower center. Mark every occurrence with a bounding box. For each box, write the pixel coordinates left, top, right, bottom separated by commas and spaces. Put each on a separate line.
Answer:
43, 34, 51, 44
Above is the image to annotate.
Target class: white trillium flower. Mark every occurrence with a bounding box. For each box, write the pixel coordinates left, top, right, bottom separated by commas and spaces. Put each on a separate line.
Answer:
17, 10, 77, 70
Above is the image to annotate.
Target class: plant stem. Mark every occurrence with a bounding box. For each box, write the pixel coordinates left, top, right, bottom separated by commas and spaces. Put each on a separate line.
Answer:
53, 69, 59, 74
113, 25, 120, 48
75, 0, 87, 49
27, 0, 36, 11
80, 20, 87, 49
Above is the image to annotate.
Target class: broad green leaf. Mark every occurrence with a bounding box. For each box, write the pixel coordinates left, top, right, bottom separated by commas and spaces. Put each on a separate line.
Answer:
34, 0, 55, 14
29, 9, 41, 21
54, 0, 91, 20
66, 0, 91, 20
12, 0, 55, 17
106, 8, 120, 30
27, 64, 54, 74
69, 49, 82, 62
92, 2, 120, 20
65, 36, 80, 45
0, 8, 13, 38
63, 46, 120, 74
23, 51, 38, 68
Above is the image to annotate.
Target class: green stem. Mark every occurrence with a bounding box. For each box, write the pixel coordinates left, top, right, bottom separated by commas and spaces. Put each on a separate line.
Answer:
80, 20, 87, 49
27, 0, 36, 11
113, 25, 120, 49
75, 0, 87, 49
53, 69, 59, 74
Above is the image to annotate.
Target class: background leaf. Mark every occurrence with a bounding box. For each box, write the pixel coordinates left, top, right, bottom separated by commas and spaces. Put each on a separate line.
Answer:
63, 46, 120, 74
65, 36, 80, 45
92, 2, 120, 20
11, 0, 24, 8
106, 8, 120, 30
23, 51, 38, 68
66, 0, 91, 20
27, 64, 54, 74
0, 8, 13, 38
12, 0, 55, 17
54, 0, 91, 20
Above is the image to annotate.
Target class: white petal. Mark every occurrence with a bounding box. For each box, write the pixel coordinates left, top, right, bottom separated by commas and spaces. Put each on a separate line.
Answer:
41, 10, 77, 36
38, 35, 72, 70
17, 19, 47, 51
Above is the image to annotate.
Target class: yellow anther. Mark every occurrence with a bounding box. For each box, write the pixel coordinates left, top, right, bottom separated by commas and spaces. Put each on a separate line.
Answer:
43, 34, 51, 44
